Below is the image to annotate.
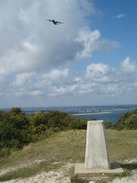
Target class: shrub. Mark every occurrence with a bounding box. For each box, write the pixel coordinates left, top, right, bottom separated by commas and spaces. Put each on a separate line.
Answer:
124, 114, 137, 129
45, 111, 72, 130
104, 121, 113, 129
68, 118, 87, 130
9, 107, 23, 116
29, 110, 47, 127
114, 109, 137, 130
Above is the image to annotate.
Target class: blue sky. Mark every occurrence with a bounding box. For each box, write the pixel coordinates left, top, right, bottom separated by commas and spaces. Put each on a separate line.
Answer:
0, 0, 137, 108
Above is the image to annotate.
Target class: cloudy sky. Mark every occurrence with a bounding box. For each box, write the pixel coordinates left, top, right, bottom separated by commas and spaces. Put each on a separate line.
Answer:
0, 0, 137, 108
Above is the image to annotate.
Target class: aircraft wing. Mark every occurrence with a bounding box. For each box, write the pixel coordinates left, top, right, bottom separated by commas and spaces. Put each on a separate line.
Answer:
57, 21, 63, 24
47, 19, 53, 22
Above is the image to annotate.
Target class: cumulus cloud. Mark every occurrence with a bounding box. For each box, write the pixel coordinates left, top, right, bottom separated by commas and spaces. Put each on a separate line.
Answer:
49, 84, 77, 96
32, 68, 69, 93
41, 68, 69, 85
0, 0, 87, 75
121, 57, 137, 73
85, 63, 111, 83
1, 0, 135, 106
75, 28, 120, 59
1, 56, 137, 105
78, 83, 95, 94
29, 90, 44, 97
0, 0, 119, 76
75, 28, 101, 58
12, 72, 36, 86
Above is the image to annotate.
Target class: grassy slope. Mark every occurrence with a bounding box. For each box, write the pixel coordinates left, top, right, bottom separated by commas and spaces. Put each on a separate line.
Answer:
0, 130, 137, 181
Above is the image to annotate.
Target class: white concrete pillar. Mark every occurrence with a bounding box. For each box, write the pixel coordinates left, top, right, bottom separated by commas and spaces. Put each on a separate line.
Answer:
85, 120, 110, 170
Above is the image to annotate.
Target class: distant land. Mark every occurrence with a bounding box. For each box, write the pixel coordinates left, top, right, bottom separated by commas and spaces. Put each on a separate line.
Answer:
1, 104, 137, 123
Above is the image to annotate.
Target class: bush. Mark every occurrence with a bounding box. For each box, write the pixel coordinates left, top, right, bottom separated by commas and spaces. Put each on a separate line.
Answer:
29, 110, 47, 127
45, 111, 72, 130
1, 106, 124, 160
0, 117, 30, 149
104, 121, 113, 129
9, 107, 23, 116
124, 114, 137, 129
68, 118, 87, 130
0, 108, 74, 158
114, 109, 137, 130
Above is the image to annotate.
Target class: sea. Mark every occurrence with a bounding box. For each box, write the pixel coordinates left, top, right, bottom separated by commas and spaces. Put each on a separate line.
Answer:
2, 104, 137, 123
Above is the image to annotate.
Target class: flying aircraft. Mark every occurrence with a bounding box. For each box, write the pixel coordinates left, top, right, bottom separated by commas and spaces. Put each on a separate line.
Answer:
47, 19, 63, 25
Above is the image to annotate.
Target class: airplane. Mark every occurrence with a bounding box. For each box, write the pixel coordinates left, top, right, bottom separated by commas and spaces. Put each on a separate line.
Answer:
47, 19, 63, 25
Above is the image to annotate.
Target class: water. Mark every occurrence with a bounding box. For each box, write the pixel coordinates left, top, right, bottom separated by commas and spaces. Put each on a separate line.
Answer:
73, 109, 129, 123
21, 104, 137, 123
1, 104, 137, 123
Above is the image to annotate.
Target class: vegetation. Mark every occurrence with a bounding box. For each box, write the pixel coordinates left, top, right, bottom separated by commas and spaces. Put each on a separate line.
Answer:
0, 107, 137, 182
114, 109, 137, 130
68, 118, 88, 130
0, 130, 137, 181
0, 107, 137, 159
71, 176, 88, 183
0, 108, 73, 158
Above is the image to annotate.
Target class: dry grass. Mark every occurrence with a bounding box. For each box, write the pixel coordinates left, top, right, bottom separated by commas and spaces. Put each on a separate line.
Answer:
107, 130, 137, 162
0, 130, 137, 181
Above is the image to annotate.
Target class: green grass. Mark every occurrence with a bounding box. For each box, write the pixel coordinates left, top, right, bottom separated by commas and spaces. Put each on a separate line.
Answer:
0, 130, 137, 181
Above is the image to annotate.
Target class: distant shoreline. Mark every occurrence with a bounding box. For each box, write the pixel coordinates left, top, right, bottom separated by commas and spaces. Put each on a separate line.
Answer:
73, 111, 111, 116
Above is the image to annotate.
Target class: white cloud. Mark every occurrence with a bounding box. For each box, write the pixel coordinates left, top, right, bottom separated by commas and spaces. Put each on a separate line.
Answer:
49, 84, 77, 96
12, 72, 36, 87
0, 0, 136, 107
85, 63, 111, 82
121, 57, 137, 73
1, 56, 137, 106
0, 43, 41, 75
29, 90, 43, 97
40, 68, 69, 86
73, 77, 83, 83
75, 28, 120, 59
3, 57, 137, 101
42, 68, 69, 82
0, 0, 94, 75
75, 28, 101, 58
0, 0, 120, 76
113, 13, 126, 19
79, 83, 95, 94
98, 39, 121, 52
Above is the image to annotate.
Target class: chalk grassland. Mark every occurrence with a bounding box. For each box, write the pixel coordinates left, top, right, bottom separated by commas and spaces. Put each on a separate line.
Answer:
0, 130, 137, 182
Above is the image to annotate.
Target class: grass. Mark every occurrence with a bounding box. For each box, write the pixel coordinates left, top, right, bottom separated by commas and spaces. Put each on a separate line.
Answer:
0, 130, 137, 181
107, 130, 137, 162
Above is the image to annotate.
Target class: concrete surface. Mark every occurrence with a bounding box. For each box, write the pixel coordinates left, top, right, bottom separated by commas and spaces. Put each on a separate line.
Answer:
85, 120, 110, 169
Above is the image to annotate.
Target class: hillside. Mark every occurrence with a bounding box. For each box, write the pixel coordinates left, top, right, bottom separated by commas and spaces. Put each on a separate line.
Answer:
0, 130, 137, 183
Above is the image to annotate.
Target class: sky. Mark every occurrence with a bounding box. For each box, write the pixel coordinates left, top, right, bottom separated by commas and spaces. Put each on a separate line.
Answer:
0, 0, 137, 108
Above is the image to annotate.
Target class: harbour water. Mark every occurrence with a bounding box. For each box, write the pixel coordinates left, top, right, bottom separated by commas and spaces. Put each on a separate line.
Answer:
1, 104, 137, 123
21, 104, 137, 123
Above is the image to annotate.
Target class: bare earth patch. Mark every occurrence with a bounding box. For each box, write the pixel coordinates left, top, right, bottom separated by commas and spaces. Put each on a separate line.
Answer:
0, 159, 137, 183
0, 162, 73, 183
1, 171, 70, 183
0, 131, 137, 183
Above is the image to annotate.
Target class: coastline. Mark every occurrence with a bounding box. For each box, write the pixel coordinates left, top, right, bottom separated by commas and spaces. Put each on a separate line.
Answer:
73, 111, 111, 116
